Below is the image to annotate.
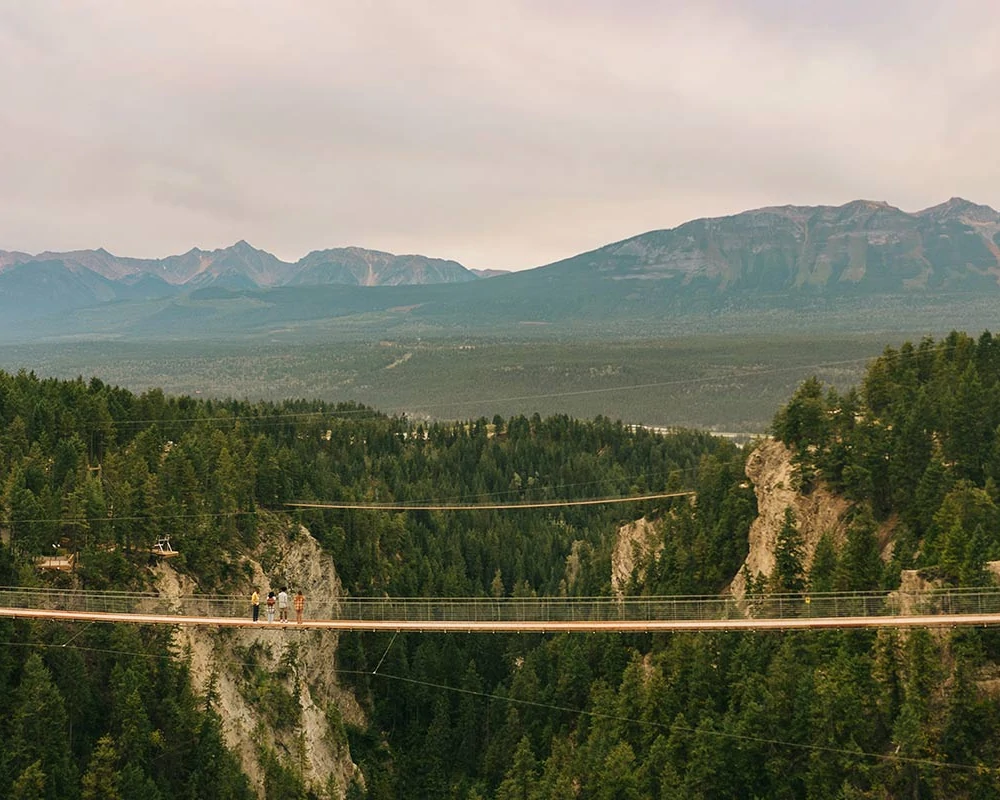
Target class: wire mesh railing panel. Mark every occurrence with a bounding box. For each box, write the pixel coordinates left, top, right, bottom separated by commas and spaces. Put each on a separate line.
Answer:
4, 586, 1000, 626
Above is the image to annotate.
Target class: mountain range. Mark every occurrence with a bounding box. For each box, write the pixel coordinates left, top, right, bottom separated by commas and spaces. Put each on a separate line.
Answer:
3, 197, 999, 339
0, 241, 480, 290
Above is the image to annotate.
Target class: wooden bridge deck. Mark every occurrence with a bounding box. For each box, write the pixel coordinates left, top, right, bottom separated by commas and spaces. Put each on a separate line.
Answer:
5, 586, 1000, 632
3, 605, 1000, 632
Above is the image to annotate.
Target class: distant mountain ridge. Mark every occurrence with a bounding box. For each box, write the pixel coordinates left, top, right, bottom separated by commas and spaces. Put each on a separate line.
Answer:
289, 247, 474, 287
0, 241, 479, 289
534, 196, 1000, 293
3, 197, 999, 338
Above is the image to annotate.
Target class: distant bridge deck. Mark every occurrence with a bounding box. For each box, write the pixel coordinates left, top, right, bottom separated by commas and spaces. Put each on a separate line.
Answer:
4, 586, 1000, 632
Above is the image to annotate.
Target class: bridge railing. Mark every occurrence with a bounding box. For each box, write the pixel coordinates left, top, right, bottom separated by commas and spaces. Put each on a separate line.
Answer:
3, 585, 1000, 623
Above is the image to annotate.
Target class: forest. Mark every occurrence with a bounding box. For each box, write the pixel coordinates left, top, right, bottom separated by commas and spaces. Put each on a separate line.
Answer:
3, 330, 1000, 798
0, 330, 885, 433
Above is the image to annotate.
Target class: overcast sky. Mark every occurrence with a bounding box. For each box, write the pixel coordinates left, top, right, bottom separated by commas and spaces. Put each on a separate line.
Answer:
1, 1, 998, 270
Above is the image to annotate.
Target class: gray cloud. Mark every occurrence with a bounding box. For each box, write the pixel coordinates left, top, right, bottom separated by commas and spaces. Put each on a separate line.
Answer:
0, 0, 997, 270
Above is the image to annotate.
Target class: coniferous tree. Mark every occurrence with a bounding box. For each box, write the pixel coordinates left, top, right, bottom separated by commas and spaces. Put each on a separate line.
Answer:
6, 654, 76, 800
495, 737, 537, 800
808, 532, 839, 594
10, 761, 47, 800
771, 507, 806, 594
836, 510, 882, 591
773, 377, 828, 449
80, 737, 120, 800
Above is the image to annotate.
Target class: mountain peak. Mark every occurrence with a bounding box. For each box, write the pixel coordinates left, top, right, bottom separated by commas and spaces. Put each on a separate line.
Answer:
917, 197, 1000, 223
845, 199, 892, 209
836, 199, 904, 218
289, 247, 476, 287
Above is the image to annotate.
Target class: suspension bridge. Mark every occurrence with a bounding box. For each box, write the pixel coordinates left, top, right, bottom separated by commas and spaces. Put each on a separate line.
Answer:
4, 586, 1000, 632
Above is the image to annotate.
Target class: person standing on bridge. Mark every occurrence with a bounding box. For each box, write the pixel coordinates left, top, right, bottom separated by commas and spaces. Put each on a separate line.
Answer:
251, 589, 260, 623
266, 591, 276, 623
294, 590, 305, 624
278, 587, 289, 622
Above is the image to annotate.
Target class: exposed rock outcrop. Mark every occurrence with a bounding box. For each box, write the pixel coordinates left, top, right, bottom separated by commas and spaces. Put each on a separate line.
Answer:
611, 517, 663, 597
154, 524, 364, 799
730, 438, 852, 598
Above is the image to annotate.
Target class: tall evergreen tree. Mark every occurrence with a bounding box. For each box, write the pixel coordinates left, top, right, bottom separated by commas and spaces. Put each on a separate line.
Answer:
771, 507, 806, 594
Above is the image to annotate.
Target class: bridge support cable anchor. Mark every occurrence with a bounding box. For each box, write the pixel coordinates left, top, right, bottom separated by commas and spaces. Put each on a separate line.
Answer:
372, 631, 398, 676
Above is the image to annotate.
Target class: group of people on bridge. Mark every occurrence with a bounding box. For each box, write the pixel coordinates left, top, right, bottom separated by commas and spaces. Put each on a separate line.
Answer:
250, 587, 305, 624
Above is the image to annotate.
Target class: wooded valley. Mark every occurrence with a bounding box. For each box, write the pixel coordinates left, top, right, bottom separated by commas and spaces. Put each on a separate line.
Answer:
4, 330, 1000, 797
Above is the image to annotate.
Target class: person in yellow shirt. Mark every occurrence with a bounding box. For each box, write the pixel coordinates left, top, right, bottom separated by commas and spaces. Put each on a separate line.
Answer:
251, 589, 260, 623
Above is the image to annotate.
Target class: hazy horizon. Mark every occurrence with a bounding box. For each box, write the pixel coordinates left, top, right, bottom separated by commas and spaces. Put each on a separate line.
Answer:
3, 194, 996, 274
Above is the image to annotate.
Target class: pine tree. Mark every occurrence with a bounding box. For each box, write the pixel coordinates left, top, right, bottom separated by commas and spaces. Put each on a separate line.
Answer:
10, 761, 46, 800
773, 377, 829, 449
594, 742, 642, 800
836, 510, 882, 591
495, 737, 537, 800
808, 532, 839, 594
771, 508, 805, 594
944, 363, 992, 483
7, 655, 76, 799
81, 737, 121, 800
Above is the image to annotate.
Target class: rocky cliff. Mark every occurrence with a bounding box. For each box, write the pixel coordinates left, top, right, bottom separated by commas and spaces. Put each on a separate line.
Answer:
731, 438, 879, 598
611, 517, 663, 596
155, 523, 364, 799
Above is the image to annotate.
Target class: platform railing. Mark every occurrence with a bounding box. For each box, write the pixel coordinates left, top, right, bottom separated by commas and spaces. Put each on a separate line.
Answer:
3, 586, 1000, 624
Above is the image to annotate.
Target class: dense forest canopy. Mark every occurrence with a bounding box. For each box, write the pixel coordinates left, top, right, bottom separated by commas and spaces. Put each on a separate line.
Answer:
0, 371, 736, 594
3, 332, 1000, 798
0, 368, 747, 798
773, 330, 1000, 588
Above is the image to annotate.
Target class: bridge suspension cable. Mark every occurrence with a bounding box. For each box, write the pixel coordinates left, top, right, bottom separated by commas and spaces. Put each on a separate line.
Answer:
285, 491, 694, 512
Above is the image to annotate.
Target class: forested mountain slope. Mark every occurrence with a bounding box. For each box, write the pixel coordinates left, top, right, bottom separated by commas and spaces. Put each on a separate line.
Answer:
4, 331, 1000, 797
